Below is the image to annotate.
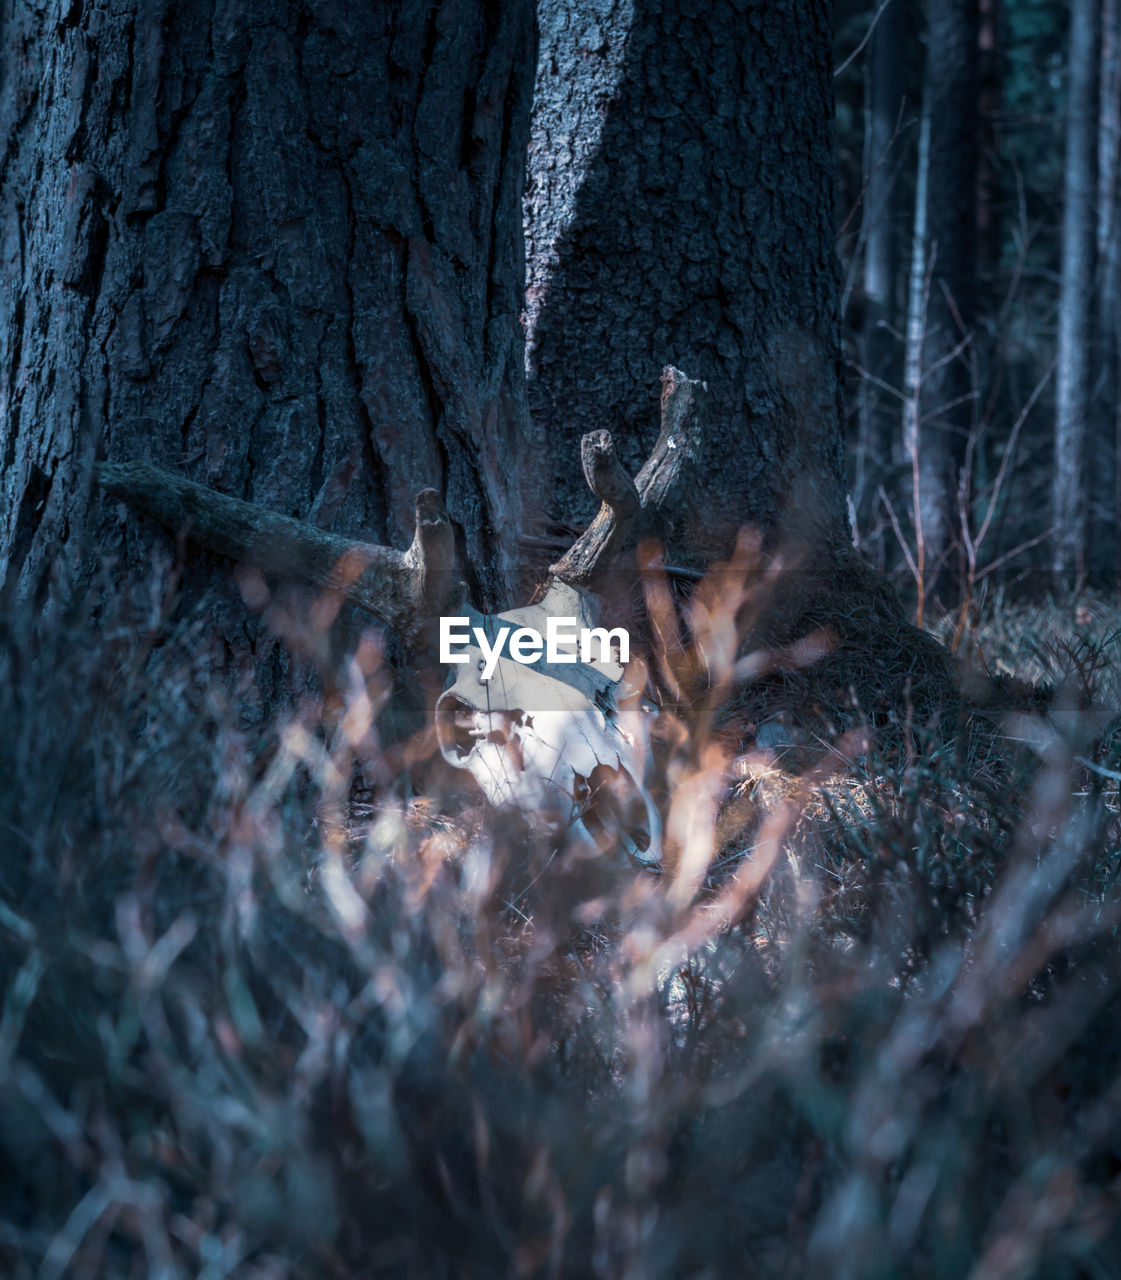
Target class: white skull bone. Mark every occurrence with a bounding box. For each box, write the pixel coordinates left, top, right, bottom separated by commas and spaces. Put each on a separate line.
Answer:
435, 582, 661, 868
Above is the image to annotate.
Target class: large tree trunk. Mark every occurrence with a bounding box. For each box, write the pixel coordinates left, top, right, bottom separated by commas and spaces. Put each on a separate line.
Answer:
524, 0, 849, 566
1052, 0, 1099, 585
0, 0, 535, 613
909, 0, 980, 606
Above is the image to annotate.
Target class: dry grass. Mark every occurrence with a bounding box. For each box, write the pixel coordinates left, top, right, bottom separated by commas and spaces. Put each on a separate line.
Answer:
2, 567, 1121, 1279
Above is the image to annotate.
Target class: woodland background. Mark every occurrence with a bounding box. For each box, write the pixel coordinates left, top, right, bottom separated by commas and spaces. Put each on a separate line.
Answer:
2, 2, 1121, 1279
838, 0, 1117, 614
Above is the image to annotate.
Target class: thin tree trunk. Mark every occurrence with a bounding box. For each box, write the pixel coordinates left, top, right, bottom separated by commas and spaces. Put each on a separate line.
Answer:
0, 0, 535, 616
1053, 0, 1100, 585
976, 0, 1003, 273
911, 0, 980, 607
1091, 0, 1121, 586
903, 87, 933, 623
855, 0, 907, 564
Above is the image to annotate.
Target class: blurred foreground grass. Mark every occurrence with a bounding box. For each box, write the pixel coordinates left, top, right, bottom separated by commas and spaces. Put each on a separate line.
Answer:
2, 575, 1121, 1279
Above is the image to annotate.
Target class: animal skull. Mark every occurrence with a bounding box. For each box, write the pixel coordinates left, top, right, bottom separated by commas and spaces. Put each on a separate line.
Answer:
98, 369, 706, 875
435, 582, 661, 868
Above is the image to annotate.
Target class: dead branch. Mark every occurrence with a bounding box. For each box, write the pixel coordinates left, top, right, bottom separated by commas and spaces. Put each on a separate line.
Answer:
97, 462, 457, 637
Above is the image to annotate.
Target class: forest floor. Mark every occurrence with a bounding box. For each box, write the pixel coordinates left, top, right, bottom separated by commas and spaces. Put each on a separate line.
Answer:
2, 576, 1120, 1280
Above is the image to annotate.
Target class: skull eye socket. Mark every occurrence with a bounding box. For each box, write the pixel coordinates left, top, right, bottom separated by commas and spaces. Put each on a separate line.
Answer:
575, 763, 652, 855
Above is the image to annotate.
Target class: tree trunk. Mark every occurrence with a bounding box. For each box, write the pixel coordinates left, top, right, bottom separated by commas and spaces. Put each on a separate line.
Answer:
976, 0, 1003, 274
524, 0, 849, 566
1052, 0, 1099, 585
855, 0, 908, 562
902, 77, 935, 625
0, 0, 535, 613
910, 0, 980, 606
1091, 0, 1121, 587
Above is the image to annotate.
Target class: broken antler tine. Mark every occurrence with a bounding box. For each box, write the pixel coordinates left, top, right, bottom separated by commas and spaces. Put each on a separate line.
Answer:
547, 371, 706, 593
548, 433, 639, 591
406, 487, 458, 614
580, 430, 639, 518
636, 366, 706, 507
411, 487, 455, 571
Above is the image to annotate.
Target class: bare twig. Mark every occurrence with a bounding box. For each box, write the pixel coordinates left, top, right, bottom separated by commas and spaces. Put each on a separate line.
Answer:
834, 0, 897, 80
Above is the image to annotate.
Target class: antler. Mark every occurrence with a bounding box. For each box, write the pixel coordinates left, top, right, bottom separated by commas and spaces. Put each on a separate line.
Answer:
97, 462, 457, 638
548, 365, 707, 590
97, 367, 705, 637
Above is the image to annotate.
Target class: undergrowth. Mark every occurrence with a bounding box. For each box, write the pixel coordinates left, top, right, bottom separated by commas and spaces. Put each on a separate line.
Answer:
2, 574, 1121, 1279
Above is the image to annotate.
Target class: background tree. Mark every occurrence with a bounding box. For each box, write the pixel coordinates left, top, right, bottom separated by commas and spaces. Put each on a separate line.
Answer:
1091, 0, 1121, 586
852, 0, 908, 562
906, 0, 980, 606
976, 0, 1004, 273
836, 0, 1111, 617
1052, 0, 1099, 585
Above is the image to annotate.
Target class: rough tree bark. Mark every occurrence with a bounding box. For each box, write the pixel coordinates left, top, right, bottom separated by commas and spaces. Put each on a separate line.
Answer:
1053, 0, 1099, 584
908, 0, 980, 604
524, 0, 849, 566
0, 0, 535, 615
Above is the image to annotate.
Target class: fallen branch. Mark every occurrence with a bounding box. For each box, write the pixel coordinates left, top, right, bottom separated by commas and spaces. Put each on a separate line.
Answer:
97, 463, 457, 637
